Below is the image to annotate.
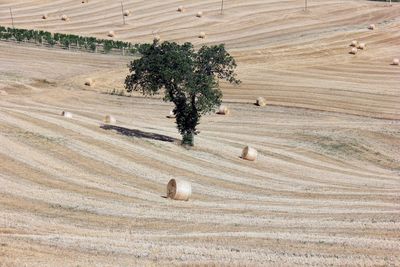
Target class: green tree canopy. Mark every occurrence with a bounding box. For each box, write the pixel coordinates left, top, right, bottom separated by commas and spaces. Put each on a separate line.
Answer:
125, 41, 240, 146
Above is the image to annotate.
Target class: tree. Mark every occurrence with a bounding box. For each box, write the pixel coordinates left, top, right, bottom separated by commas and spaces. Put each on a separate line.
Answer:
125, 41, 240, 146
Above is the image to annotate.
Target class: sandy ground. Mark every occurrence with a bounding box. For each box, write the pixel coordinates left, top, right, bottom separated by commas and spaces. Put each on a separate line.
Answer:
0, 0, 399, 266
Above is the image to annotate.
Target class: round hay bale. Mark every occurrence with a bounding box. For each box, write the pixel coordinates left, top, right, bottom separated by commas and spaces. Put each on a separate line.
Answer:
350, 40, 358, 47
217, 105, 230, 115
368, 24, 376, 30
196, 11, 203, 18
393, 58, 400, 65
61, 14, 69, 21
256, 97, 267, 107
0, 90, 8, 96
153, 34, 161, 42
42, 14, 48, 20
61, 111, 73, 118
166, 110, 175, 118
199, 32, 206, 39
241, 146, 258, 161
177, 6, 185, 12
350, 47, 358, 55
167, 179, 191, 201
108, 30, 115, 37
357, 43, 366, 50
123, 10, 131, 16
84, 78, 95, 87
104, 115, 116, 124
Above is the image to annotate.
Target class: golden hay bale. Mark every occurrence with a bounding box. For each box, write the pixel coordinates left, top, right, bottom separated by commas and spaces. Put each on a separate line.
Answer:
123, 10, 131, 16
84, 78, 95, 87
153, 34, 161, 42
256, 97, 267, 107
61, 14, 69, 21
368, 24, 376, 30
177, 6, 185, 12
108, 30, 115, 37
199, 32, 206, 39
104, 115, 116, 124
393, 58, 400, 65
350, 40, 358, 47
42, 14, 48, 19
0, 90, 8, 96
241, 146, 258, 161
196, 11, 203, 18
166, 110, 175, 118
357, 43, 366, 50
217, 105, 230, 115
61, 111, 73, 118
350, 47, 358, 55
167, 179, 191, 201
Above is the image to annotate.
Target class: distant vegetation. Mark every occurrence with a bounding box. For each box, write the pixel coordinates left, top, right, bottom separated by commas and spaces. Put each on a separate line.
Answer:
0, 26, 138, 55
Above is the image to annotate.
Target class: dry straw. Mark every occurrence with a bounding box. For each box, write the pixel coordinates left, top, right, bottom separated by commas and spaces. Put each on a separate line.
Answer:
61, 111, 73, 118
199, 32, 206, 39
167, 110, 175, 118
167, 179, 191, 201
61, 14, 69, 21
108, 31, 115, 37
350, 47, 358, 55
217, 105, 230, 115
241, 146, 258, 161
393, 58, 400, 65
256, 97, 267, 107
0, 90, 8, 96
84, 78, 95, 87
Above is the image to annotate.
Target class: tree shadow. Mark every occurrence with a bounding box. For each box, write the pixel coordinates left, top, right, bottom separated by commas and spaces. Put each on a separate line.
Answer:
100, 124, 177, 143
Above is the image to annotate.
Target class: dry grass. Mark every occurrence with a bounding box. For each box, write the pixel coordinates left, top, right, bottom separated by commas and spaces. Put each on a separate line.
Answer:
0, 0, 399, 265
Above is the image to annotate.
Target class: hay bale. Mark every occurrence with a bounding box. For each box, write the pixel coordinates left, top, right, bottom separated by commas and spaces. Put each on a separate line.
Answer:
357, 43, 366, 50
61, 111, 73, 118
393, 58, 400, 66
199, 32, 206, 39
177, 6, 185, 12
123, 10, 131, 16
217, 105, 230, 115
368, 24, 376, 30
104, 115, 116, 124
42, 14, 48, 19
350, 47, 358, 55
153, 34, 161, 42
108, 30, 115, 37
350, 40, 358, 47
167, 179, 191, 201
0, 90, 8, 96
241, 146, 258, 161
256, 97, 266, 107
166, 110, 175, 118
61, 14, 69, 21
84, 78, 95, 87
196, 11, 203, 18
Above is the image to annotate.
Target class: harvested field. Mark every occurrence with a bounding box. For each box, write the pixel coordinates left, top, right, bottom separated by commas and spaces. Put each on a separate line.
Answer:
0, 0, 399, 266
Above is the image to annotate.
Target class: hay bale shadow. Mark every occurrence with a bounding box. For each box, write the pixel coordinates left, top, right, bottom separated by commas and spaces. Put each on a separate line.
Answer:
101, 125, 177, 143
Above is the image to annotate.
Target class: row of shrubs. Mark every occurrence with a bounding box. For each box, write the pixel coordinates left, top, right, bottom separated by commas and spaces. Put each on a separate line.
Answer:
0, 26, 138, 54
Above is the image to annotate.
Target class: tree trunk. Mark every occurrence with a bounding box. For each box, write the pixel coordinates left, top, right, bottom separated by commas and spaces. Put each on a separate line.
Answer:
182, 131, 194, 146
